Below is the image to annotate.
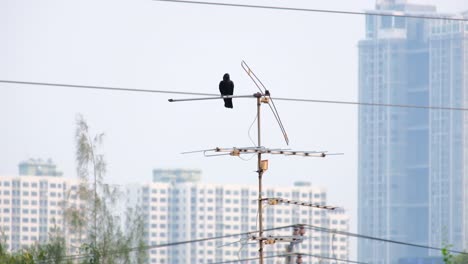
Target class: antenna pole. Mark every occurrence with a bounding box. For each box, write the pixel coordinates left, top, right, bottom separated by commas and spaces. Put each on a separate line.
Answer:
256, 92, 264, 264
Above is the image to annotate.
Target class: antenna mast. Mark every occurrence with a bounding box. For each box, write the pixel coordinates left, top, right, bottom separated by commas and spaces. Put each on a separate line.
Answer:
169, 61, 342, 264
255, 92, 265, 264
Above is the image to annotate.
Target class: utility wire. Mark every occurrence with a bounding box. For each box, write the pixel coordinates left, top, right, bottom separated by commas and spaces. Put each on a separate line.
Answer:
0, 80, 216, 97
209, 252, 367, 264
273, 96, 468, 111
38, 222, 468, 263
303, 224, 468, 255
37, 225, 296, 264
2, 79, 468, 112
210, 253, 292, 264
153, 0, 468, 22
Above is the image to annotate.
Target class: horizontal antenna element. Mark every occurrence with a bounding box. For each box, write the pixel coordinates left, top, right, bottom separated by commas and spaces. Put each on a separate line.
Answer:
261, 197, 339, 210
182, 146, 343, 158
168, 94, 256, 102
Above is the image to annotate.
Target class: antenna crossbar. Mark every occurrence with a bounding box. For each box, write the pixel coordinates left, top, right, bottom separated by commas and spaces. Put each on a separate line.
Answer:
213, 147, 331, 157
261, 197, 339, 210
168, 94, 256, 102
250, 235, 304, 244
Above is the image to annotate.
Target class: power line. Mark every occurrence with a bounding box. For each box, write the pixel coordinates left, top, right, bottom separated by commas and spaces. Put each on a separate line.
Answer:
210, 252, 367, 264
2, 79, 468, 112
153, 0, 468, 22
37, 225, 296, 264
35, 222, 468, 263
0, 80, 216, 97
303, 224, 468, 256
273, 96, 468, 112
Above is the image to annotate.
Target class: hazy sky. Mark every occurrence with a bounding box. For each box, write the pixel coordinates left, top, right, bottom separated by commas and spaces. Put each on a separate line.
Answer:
1, 0, 467, 257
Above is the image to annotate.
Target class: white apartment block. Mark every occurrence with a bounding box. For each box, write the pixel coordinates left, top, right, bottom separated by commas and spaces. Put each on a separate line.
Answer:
0, 159, 81, 252
129, 170, 350, 264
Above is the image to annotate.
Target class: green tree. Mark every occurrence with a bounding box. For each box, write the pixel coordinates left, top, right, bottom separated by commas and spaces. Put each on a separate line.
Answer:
442, 244, 454, 264
0, 242, 34, 264
442, 243, 468, 264
67, 114, 146, 264
0, 115, 146, 264
452, 253, 468, 264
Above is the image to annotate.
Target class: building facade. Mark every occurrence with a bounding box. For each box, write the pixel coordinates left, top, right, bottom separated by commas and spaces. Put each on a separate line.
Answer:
358, 1, 468, 263
428, 17, 468, 254
0, 160, 80, 251
130, 170, 349, 264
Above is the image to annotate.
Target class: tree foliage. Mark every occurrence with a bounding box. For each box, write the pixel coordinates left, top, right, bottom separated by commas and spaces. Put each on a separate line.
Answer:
1, 115, 146, 263
453, 253, 468, 264
68, 114, 146, 264
0, 233, 70, 264
442, 244, 468, 264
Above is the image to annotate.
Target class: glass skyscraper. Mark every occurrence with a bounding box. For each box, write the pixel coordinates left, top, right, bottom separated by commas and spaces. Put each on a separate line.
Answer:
358, 1, 468, 263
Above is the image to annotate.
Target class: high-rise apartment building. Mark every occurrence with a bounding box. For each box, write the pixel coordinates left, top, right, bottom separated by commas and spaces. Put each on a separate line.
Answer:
428, 16, 468, 254
129, 170, 349, 264
358, 1, 468, 263
0, 159, 80, 251
19, 158, 63, 177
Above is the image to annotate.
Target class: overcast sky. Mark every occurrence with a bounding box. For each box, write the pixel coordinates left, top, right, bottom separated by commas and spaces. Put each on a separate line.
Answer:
1, 0, 467, 257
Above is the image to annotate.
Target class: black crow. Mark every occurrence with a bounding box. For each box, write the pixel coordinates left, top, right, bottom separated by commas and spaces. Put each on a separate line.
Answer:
219, 73, 234, 108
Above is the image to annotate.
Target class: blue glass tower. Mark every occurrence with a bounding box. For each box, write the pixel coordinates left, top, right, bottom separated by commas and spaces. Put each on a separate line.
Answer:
358, 1, 468, 263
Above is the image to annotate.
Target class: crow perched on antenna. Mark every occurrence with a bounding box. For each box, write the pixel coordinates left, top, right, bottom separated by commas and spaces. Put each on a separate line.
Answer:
219, 73, 234, 108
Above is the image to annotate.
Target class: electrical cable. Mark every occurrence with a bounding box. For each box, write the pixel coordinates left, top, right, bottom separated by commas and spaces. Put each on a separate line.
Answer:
303, 224, 468, 255
2, 79, 468, 112
272, 96, 468, 111
0, 80, 217, 97
209, 252, 367, 264
38, 222, 468, 262
37, 225, 296, 263
241, 60, 289, 145
247, 111, 258, 147
152, 0, 468, 22
236, 236, 250, 261
237, 112, 258, 161
238, 152, 256, 161
210, 253, 292, 264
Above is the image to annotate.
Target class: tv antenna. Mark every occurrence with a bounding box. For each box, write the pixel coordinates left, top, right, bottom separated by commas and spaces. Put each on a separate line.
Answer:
169, 61, 342, 264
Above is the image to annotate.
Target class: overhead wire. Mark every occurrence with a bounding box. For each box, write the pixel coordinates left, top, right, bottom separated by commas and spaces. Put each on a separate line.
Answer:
302, 224, 468, 255
152, 0, 468, 22
272, 96, 468, 111
37, 225, 296, 264
0, 80, 217, 97
209, 252, 367, 264
36, 221, 468, 263
2, 79, 468, 112
3, 0, 466, 262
